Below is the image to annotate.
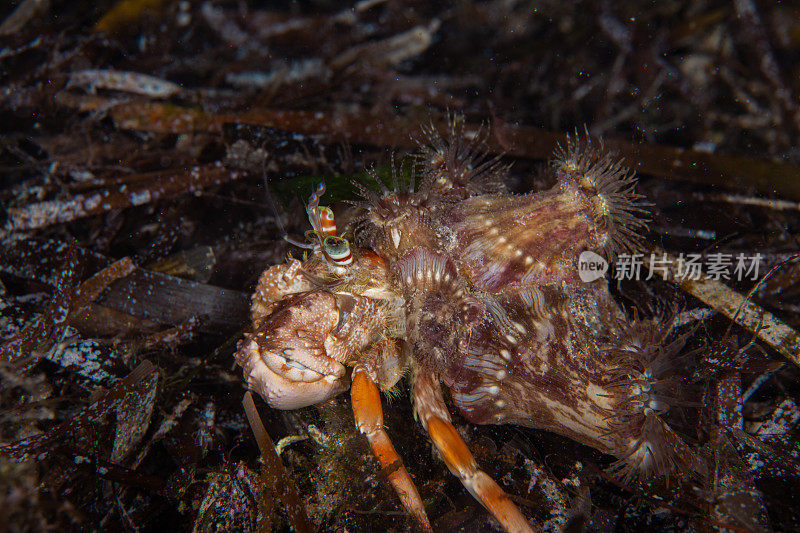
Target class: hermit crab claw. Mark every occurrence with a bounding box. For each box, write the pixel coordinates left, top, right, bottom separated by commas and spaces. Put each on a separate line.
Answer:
236, 342, 348, 410
235, 290, 359, 409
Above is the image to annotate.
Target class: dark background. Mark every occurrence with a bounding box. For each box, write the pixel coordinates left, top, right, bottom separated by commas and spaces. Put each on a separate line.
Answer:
1, 1, 799, 531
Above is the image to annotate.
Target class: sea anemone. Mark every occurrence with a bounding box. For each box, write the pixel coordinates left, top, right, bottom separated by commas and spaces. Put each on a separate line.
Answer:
602, 316, 705, 482
553, 135, 652, 261
413, 112, 510, 199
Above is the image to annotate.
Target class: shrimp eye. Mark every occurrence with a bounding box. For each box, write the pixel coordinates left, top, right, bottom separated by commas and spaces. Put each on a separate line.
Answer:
323, 236, 353, 265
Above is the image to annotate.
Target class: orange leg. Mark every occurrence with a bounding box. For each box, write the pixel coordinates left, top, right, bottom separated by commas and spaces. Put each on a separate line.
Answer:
350, 367, 432, 532
425, 415, 534, 533
414, 372, 534, 533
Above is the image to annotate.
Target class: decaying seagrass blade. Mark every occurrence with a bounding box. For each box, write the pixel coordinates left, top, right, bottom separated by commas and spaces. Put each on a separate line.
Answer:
0, 238, 250, 333
242, 391, 313, 533
0, 360, 156, 460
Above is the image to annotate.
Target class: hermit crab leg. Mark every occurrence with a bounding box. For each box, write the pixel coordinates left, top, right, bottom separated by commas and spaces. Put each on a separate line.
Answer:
350, 367, 432, 532
414, 375, 534, 533
425, 416, 533, 533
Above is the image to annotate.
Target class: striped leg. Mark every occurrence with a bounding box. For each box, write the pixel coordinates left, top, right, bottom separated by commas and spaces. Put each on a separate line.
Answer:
350, 367, 432, 532
413, 374, 534, 533
425, 416, 534, 533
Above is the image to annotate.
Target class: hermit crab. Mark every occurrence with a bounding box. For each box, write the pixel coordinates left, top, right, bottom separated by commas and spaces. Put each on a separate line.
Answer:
234, 117, 701, 532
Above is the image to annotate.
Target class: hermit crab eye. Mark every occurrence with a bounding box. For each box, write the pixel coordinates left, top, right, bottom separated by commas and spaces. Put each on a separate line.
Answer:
323, 235, 353, 265
316, 207, 337, 236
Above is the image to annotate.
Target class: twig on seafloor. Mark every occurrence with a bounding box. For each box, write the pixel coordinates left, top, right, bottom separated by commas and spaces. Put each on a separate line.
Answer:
647, 249, 800, 368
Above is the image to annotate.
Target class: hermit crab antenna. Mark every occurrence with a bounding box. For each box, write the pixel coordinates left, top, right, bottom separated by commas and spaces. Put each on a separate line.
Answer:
261, 160, 289, 239
305, 181, 327, 233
